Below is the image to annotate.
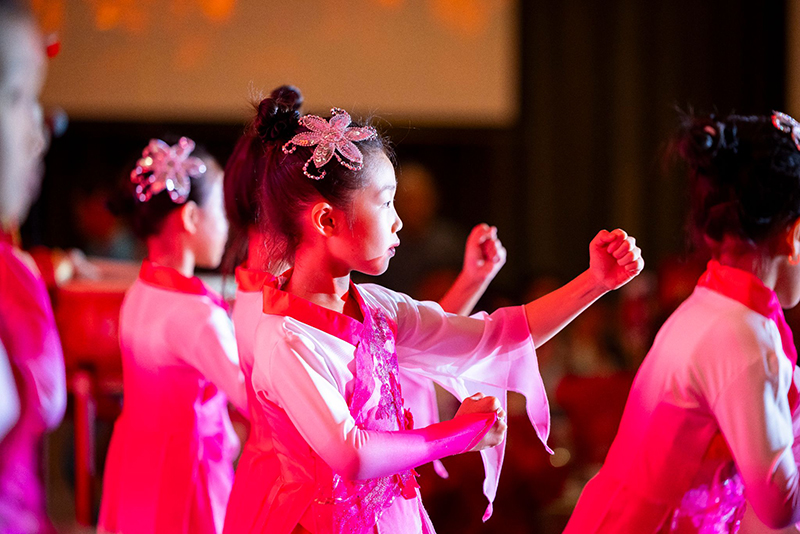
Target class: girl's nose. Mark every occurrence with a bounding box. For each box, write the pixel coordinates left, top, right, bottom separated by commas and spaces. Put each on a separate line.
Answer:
394, 212, 403, 233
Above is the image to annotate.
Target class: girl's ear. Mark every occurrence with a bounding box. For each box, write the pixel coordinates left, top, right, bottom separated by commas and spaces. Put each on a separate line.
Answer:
789, 218, 800, 260
180, 201, 200, 235
310, 201, 337, 237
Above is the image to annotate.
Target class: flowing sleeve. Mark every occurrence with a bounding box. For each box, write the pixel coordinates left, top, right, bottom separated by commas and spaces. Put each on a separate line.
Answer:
705, 317, 800, 529
251, 316, 496, 481
0, 341, 19, 441
185, 304, 248, 414
361, 284, 550, 520
0, 246, 66, 431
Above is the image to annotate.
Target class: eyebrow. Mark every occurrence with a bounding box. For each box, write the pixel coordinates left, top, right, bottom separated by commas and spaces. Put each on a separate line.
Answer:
380, 183, 397, 193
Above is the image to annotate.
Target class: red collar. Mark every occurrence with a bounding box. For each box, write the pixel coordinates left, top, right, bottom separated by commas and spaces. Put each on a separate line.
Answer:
261, 273, 366, 345
235, 266, 274, 292
139, 259, 228, 310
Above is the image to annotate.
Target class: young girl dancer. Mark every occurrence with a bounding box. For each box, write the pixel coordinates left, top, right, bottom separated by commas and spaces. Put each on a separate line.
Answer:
0, 2, 66, 532
222, 87, 507, 528
564, 112, 800, 533
99, 138, 247, 534
223, 86, 643, 533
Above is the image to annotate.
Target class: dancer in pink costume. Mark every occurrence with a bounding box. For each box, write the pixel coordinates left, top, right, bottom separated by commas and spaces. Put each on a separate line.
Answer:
565, 112, 800, 533
0, 2, 67, 532
222, 86, 643, 533
98, 138, 247, 534
222, 87, 508, 530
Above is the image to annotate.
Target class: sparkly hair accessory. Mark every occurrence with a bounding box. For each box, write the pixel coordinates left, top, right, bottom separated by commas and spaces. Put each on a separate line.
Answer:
130, 137, 207, 203
772, 111, 800, 151
282, 108, 377, 180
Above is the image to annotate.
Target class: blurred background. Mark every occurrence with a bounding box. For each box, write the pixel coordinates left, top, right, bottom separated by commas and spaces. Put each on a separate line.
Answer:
23, 0, 799, 532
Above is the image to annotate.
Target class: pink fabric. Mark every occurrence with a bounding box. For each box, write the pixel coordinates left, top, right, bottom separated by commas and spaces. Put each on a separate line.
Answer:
99, 262, 241, 534
0, 242, 66, 534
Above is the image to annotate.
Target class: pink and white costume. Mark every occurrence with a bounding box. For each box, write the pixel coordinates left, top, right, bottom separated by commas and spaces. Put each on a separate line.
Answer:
224, 275, 550, 533
0, 240, 67, 534
99, 260, 247, 534
565, 260, 800, 533
223, 266, 282, 533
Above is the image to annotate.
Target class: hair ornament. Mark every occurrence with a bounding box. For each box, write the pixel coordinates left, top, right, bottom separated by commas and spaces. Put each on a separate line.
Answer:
282, 108, 377, 180
130, 137, 206, 203
772, 111, 800, 151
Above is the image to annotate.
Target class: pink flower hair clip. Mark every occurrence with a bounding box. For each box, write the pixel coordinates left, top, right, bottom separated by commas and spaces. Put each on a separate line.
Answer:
282, 107, 378, 180
130, 137, 207, 203
772, 111, 800, 151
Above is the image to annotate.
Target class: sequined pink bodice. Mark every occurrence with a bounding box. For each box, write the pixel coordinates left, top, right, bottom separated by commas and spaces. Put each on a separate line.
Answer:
669, 464, 746, 534
326, 307, 418, 533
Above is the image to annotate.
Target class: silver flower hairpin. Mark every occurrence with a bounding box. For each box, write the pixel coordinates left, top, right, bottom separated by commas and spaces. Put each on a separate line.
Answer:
130, 137, 207, 203
282, 108, 377, 180
772, 111, 800, 151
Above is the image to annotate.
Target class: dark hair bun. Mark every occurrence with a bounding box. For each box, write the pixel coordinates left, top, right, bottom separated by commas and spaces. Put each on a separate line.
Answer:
254, 85, 304, 142
672, 112, 800, 247
678, 115, 739, 177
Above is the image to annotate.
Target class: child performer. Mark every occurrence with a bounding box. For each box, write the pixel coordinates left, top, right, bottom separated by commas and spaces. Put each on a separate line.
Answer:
565, 112, 800, 533
98, 138, 248, 534
224, 86, 643, 533
0, 2, 67, 532
221, 86, 508, 530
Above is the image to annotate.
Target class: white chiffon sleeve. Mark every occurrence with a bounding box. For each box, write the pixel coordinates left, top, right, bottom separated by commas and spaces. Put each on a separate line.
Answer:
361, 284, 551, 520
708, 320, 800, 529
251, 317, 496, 481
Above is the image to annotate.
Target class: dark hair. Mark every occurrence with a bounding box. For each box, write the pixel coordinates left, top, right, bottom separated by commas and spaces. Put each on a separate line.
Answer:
0, 0, 31, 23
222, 85, 303, 270
253, 85, 394, 272
0, 0, 35, 81
109, 141, 218, 240
671, 112, 800, 250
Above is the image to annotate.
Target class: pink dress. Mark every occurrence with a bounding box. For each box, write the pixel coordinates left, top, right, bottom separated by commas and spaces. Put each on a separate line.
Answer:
565, 261, 800, 533
98, 260, 247, 534
0, 241, 66, 534
224, 275, 550, 533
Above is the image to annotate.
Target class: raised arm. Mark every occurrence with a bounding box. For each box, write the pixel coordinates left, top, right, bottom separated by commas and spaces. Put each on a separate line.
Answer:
256, 325, 506, 481
524, 228, 643, 347
438, 224, 506, 316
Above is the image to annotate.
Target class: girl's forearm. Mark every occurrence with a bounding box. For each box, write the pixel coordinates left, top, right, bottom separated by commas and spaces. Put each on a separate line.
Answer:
438, 270, 490, 316
524, 269, 607, 348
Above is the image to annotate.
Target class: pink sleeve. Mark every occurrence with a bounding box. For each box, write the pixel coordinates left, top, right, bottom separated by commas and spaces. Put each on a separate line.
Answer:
187, 307, 248, 414
712, 342, 800, 529
255, 325, 495, 481
0, 246, 66, 430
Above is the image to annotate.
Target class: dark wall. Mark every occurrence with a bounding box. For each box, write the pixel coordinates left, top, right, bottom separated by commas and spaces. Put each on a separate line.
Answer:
520, 0, 786, 279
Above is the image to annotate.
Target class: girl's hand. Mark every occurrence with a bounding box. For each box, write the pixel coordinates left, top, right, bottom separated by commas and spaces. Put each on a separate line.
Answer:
454, 392, 507, 452
462, 224, 507, 286
589, 228, 644, 291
